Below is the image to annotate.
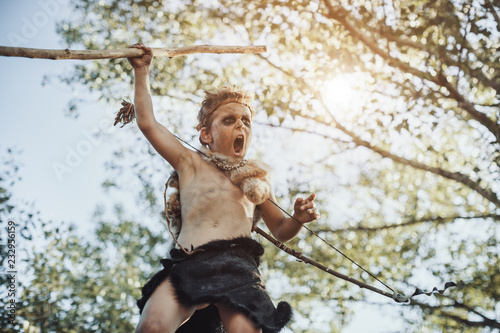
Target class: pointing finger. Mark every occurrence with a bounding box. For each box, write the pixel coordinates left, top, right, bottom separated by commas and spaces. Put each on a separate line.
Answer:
306, 193, 316, 202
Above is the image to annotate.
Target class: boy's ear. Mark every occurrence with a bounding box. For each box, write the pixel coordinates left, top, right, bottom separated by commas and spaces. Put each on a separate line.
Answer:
200, 127, 213, 144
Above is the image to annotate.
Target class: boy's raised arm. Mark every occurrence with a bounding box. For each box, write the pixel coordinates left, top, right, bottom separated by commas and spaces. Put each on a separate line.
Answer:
128, 43, 191, 170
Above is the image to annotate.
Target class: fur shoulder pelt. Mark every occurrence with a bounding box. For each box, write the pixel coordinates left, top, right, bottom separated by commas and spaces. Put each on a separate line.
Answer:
165, 171, 182, 237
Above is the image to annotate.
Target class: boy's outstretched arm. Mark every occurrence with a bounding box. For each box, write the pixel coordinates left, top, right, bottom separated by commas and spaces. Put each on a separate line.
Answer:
128, 43, 192, 171
260, 190, 319, 242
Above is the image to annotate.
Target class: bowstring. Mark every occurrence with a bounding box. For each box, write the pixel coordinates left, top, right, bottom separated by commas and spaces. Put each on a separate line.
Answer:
173, 134, 396, 294
266, 198, 395, 294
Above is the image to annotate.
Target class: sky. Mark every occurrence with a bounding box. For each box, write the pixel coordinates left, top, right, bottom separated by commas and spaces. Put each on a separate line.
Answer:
0, 0, 126, 230
0, 1, 408, 331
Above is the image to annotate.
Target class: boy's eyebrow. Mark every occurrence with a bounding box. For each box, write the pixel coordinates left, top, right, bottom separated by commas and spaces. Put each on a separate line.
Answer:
236, 113, 252, 121
196, 101, 253, 131
223, 114, 251, 122
221, 108, 251, 118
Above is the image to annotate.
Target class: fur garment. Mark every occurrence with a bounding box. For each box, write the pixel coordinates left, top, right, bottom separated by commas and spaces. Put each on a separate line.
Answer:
137, 237, 292, 333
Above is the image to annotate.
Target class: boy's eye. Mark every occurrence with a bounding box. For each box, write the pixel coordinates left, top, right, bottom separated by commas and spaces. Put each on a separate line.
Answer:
222, 116, 251, 127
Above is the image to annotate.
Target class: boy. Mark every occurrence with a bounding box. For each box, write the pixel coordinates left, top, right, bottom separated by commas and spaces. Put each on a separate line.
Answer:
129, 43, 319, 333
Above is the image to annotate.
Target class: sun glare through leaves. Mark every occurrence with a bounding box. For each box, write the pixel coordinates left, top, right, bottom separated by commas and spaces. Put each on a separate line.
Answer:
320, 73, 370, 123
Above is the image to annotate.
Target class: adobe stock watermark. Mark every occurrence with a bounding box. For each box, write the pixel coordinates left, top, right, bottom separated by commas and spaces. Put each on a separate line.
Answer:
7, 0, 68, 46
51, 117, 115, 183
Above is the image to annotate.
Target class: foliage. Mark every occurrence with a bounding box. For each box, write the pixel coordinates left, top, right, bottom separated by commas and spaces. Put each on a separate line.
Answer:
0, 149, 41, 331
0, 150, 168, 332
21, 0, 500, 332
11, 213, 167, 332
0, 148, 38, 243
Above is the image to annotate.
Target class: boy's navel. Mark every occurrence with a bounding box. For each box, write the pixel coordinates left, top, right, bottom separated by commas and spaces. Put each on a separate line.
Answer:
212, 222, 218, 228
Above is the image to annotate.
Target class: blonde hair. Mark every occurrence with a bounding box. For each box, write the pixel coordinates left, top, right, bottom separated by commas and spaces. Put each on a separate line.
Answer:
196, 87, 255, 147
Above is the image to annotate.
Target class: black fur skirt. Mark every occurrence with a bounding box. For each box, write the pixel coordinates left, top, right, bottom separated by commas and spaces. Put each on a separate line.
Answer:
137, 237, 292, 333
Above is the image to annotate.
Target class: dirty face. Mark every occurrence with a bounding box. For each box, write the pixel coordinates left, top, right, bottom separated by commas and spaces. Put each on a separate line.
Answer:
202, 103, 253, 158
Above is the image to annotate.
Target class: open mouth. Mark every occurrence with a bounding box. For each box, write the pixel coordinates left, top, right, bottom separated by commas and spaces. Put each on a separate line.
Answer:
233, 135, 244, 155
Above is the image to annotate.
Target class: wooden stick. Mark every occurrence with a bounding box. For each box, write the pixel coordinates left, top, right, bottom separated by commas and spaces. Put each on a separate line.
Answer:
253, 226, 398, 301
0, 45, 267, 60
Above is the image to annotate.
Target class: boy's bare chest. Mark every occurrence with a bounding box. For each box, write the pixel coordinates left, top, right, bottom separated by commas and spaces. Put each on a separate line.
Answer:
186, 171, 239, 200
179, 165, 254, 217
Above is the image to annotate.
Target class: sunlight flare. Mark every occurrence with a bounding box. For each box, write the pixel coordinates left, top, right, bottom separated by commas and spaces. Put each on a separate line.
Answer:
320, 73, 368, 121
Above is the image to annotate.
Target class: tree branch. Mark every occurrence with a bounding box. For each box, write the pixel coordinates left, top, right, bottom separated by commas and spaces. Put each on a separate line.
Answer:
411, 299, 500, 329
320, 0, 435, 82
344, 125, 500, 207
443, 295, 500, 328
378, 27, 500, 95
436, 71, 500, 143
484, 0, 500, 31
253, 121, 352, 145
0, 45, 267, 60
321, 214, 500, 233
383, 2, 499, 95
257, 54, 500, 208
321, 0, 500, 144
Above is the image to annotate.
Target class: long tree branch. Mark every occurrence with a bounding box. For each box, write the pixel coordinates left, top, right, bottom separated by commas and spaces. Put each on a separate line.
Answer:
375, 7, 500, 130
318, 0, 499, 94
253, 121, 352, 145
443, 295, 500, 327
320, 1, 435, 82
436, 71, 500, 143
0, 45, 267, 60
374, 17, 500, 95
327, 113, 500, 208
321, 0, 500, 144
320, 214, 500, 233
258, 54, 500, 208
410, 299, 500, 329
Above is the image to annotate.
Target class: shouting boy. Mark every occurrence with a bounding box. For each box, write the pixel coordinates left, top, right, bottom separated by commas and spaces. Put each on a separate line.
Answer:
128, 43, 319, 333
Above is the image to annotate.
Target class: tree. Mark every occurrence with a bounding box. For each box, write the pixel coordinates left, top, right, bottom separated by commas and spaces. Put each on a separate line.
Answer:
0, 148, 170, 332
15, 215, 167, 332
37, 0, 500, 331
7, 208, 169, 332
220, 1, 499, 330
0, 149, 41, 331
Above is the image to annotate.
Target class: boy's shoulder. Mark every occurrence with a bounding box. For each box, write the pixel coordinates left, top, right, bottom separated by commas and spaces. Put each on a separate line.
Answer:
176, 148, 209, 173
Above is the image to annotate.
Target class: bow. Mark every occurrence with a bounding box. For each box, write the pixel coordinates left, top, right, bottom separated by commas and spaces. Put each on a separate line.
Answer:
261, 198, 465, 303
168, 133, 464, 303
